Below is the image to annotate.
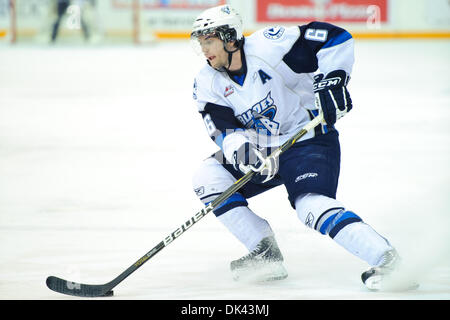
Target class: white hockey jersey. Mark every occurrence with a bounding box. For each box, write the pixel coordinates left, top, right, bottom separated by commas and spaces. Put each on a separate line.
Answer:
193, 22, 354, 164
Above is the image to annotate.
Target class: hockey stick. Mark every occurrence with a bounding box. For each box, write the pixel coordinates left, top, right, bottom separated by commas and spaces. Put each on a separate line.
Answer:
46, 113, 324, 297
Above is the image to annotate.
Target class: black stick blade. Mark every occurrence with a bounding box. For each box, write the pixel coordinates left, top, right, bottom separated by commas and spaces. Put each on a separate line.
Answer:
46, 276, 113, 297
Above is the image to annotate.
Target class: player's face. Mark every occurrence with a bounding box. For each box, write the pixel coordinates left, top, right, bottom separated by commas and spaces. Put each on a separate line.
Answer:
197, 35, 229, 69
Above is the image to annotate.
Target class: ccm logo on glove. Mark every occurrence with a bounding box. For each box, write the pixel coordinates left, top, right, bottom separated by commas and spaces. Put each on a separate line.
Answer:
313, 69, 353, 126
313, 76, 343, 90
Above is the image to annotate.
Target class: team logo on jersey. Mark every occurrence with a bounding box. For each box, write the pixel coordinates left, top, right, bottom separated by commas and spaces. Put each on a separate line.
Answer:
263, 26, 285, 40
236, 92, 280, 135
224, 85, 235, 97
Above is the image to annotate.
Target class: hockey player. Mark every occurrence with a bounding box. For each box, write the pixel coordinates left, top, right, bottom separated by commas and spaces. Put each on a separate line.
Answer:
50, 0, 94, 43
190, 5, 408, 290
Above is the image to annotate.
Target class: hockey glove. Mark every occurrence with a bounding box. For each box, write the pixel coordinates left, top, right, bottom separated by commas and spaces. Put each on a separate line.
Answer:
313, 70, 353, 126
232, 142, 278, 183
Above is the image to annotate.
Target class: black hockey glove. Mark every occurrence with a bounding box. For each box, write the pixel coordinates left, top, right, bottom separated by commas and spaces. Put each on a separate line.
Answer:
232, 142, 278, 184
313, 70, 353, 126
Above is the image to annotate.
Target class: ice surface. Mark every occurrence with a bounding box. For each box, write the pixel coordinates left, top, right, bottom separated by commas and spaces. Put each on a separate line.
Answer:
0, 40, 449, 300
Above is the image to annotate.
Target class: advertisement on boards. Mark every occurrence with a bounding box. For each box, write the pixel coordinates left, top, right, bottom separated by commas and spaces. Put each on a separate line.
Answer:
256, 0, 388, 27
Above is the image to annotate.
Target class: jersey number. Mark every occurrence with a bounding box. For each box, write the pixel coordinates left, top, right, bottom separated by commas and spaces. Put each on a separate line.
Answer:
305, 28, 328, 42
203, 114, 217, 136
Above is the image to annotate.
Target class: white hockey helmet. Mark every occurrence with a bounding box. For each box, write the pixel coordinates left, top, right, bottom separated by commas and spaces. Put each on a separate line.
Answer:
191, 5, 243, 44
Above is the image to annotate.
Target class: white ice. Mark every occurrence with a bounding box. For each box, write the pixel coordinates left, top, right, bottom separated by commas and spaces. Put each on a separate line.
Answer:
0, 39, 449, 300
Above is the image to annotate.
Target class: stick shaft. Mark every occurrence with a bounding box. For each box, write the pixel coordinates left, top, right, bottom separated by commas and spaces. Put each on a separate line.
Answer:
46, 114, 323, 297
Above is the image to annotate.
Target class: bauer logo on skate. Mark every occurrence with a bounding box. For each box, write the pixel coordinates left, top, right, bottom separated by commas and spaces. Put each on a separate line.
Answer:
295, 172, 318, 182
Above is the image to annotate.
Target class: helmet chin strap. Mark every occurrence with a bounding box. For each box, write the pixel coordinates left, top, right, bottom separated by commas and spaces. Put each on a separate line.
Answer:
224, 43, 240, 70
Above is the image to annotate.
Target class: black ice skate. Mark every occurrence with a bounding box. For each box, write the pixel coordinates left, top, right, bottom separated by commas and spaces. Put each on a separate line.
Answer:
361, 249, 419, 291
230, 236, 288, 282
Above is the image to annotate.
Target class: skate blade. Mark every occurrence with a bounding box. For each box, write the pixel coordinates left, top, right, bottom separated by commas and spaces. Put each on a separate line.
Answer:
232, 262, 288, 283
364, 274, 419, 292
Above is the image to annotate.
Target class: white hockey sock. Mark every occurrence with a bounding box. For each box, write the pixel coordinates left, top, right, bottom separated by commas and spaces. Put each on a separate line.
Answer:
217, 206, 274, 252
294, 193, 393, 266
333, 221, 393, 266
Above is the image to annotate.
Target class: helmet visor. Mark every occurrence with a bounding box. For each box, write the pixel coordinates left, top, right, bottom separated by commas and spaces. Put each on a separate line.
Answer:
190, 28, 220, 56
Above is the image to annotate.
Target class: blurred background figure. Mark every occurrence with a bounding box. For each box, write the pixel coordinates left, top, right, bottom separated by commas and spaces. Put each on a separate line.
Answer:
50, 0, 72, 42
50, 0, 98, 43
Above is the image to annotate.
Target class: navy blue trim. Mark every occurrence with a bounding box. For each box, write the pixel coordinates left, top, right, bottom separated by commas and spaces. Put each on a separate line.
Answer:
209, 193, 249, 217
202, 103, 242, 131
283, 22, 352, 74
201, 103, 244, 149
329, 217, 362, 239
314, 207, 344, 231
200, 192, 221, 201
282, 26, 318, 74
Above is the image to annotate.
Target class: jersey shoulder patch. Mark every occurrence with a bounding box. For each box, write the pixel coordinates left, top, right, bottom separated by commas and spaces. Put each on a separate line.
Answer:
249, 25, 299, 43
246, 26, 300, 64
262, 26, 286, 40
